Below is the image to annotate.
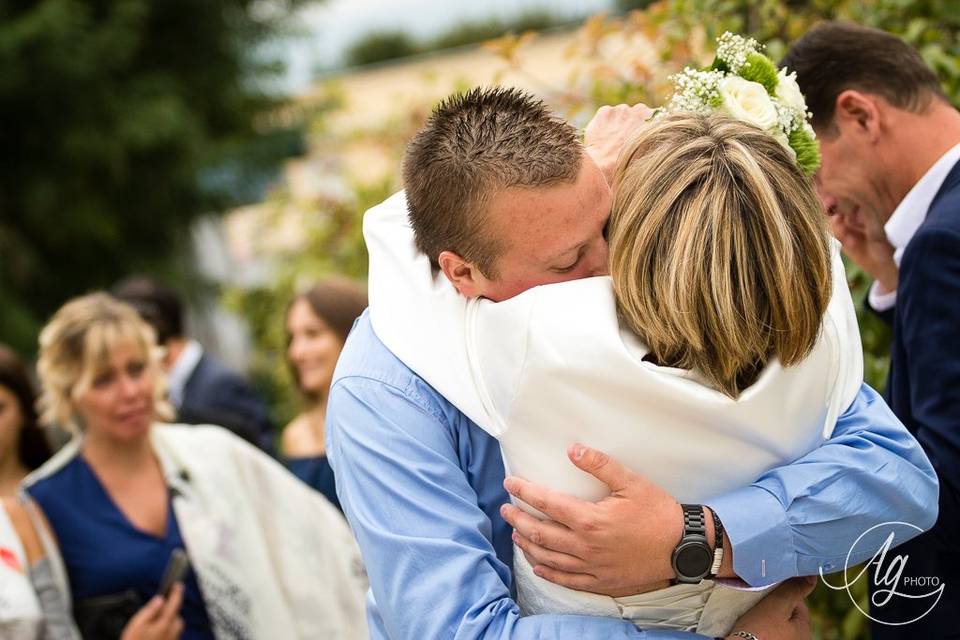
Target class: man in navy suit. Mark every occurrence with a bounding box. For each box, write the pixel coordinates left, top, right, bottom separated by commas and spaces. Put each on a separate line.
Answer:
112, 277, 275, 453
785, 22, 960, 637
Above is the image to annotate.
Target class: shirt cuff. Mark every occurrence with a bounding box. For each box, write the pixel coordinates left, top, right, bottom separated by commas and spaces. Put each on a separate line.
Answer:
707, 484, 797, 587
868, 280, 897, 311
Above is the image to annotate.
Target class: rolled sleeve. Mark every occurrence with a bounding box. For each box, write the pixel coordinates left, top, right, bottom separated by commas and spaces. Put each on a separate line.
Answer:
709, 484, 795, 585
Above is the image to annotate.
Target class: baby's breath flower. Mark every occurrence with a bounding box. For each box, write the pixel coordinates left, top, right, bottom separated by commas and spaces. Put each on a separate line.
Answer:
663, 31, 821, 175
667, 68, 724, 114
715, 32, 761, 74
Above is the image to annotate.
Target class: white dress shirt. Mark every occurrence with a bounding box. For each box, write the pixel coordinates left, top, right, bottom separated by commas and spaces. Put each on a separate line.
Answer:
869, 142, 960, 311
166, 339, 203, 409
364, 191, 864, 636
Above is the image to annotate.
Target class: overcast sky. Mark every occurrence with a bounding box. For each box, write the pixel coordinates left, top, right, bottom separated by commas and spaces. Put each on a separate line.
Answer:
278, 0, 613, 92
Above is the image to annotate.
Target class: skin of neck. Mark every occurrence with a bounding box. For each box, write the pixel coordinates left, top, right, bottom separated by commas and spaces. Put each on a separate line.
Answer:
877, 99, 960, 223
81, 427, 156, 474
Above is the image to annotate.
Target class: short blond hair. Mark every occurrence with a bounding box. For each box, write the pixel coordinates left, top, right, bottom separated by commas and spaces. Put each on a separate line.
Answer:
609, 114, 831, 397
37, 292, 172, 434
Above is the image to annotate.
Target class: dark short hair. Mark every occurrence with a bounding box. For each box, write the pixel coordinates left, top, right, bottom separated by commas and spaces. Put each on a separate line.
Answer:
111, 276, 184, 344
781, 21, 947, 132
402, 86, 582, 277
0, 344, 52, 470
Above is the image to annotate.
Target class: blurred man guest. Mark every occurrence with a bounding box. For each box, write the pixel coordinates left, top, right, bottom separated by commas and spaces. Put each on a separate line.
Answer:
112, 276, 273, 452
784, 21, 960, 637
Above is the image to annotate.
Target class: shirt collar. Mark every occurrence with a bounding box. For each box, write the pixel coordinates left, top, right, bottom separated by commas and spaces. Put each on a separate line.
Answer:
167, 339, 204, 408
885, 142, 960, 252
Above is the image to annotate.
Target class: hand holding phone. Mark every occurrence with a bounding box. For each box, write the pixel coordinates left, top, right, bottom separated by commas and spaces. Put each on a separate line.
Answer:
157, 548, 189, 598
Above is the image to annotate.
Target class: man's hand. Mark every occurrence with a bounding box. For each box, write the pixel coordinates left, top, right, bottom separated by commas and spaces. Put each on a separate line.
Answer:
584, 103, 655, 185
501, 442, 684, 596
821, 195, 898, 294
725, 577, 816, 640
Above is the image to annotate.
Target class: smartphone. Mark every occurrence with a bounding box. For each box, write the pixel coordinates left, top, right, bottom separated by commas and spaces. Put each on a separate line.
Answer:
157, 548, 190, 598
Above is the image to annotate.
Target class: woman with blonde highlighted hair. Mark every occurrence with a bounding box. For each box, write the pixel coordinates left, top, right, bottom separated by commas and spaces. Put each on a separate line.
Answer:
609, 114, 832, 398
21, 293, 368, 640
364, 107, 865, 635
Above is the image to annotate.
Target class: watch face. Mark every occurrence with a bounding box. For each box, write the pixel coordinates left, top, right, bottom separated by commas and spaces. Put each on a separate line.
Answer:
675, 541, 712, 579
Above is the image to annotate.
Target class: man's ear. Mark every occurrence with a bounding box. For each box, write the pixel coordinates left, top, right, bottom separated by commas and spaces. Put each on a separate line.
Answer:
834, 90, 882, 141
438, 250, 487, 298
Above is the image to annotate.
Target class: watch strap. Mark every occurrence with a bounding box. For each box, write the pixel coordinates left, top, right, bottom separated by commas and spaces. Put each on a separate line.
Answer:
681, 503, 706, 536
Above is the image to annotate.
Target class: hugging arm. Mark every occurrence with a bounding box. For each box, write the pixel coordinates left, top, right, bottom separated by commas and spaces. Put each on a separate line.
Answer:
708, 383, 937, 585
506, 384, 937, 591
325, 375, 702, 640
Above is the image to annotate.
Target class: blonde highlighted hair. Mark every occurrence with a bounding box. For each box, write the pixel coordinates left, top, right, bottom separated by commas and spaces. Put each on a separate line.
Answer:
37, 292, 173, 434
609, 114, 831, 397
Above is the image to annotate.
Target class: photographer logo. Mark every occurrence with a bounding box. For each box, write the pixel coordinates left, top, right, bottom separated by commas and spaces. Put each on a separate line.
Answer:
819, 521, 945, 626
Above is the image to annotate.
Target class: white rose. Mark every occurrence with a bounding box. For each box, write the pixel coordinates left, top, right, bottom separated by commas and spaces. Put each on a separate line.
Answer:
775, 68, 807, 114
719, 76, 779, 132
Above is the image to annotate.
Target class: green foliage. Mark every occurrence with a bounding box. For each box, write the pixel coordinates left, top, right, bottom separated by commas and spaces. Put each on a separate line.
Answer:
343, 10, 570, 67
616, 0, 657, 12
345, 31, 419, 67
223, 178, 392, 428
789, 125, 821, 176
429, 11, 562, 50
0, 0, 302, 355
741, 51, 778, 93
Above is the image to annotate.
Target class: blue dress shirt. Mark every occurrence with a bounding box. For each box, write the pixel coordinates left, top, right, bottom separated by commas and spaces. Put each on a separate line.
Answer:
327, 312, 937, 640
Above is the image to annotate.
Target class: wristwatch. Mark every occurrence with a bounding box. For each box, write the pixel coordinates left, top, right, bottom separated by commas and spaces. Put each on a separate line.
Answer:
671, 504, 713, 584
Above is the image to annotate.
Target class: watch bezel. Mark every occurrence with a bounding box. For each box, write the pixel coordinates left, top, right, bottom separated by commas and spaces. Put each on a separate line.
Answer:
671, 535, 713, 583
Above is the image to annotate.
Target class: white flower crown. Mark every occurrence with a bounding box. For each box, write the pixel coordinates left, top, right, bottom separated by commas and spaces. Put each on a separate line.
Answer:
664, 32, 820, 176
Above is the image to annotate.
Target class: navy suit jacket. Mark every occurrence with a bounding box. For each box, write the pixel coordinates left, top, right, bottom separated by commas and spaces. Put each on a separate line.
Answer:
178, 353, 274, 454
881, 159, 960, 539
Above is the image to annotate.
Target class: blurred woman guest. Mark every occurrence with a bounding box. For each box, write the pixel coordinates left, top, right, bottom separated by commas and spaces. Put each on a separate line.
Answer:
1, 345, 188, 640
0, 344, 68, 638
22, 293, 367, 639
283, 278, 367, 510
0, 345, 52, 496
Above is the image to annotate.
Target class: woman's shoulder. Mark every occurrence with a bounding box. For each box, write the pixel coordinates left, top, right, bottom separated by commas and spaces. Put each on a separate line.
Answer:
1, 498, 45, 565
22, 440, 82, 497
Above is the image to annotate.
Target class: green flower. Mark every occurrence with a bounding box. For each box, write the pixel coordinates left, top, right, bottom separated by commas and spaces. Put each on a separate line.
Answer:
709, 57, 730, 74
789, 126, 821, 176
739, 52, 778, 95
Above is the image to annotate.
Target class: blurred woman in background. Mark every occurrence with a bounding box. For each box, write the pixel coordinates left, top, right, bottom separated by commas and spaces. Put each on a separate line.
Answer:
0, 345, 52, 497
282, 278, 367, 510
22, 292, 367, 639
0, 344, 68, 638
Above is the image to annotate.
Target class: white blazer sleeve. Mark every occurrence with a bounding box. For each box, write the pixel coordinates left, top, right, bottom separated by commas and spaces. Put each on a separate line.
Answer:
821, 239, 865, 438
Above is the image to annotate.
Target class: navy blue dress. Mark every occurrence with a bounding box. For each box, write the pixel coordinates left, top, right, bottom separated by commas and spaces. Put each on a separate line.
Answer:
286, 455, 342, 512
27, 456, 214, 639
